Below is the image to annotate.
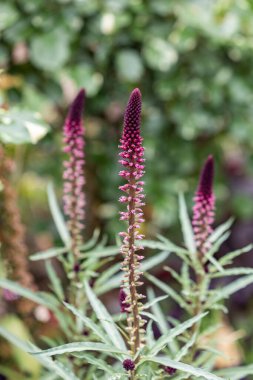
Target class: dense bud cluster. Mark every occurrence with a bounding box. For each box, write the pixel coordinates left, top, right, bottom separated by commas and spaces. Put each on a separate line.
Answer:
118, 88, 146, 355
192, 156, 215, 257
63, 89, 86, 258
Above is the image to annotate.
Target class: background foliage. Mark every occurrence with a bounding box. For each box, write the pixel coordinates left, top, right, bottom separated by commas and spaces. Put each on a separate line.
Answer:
1, 0, 253, 370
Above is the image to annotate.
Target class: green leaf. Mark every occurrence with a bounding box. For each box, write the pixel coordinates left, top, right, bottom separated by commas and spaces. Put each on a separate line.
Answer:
149, 312, 207, 356
116, 49, 144, 82
219, 244, 253, 266
0, 109, 49, 144
84, 281, 127, 351
0, 4, 18, 31
204, 232, 230, 264
63, 64, 103, 97
175, 332, 197, 361
207, 275, 253, 305
211, 267, 253, 278
32, 342, 127, 357
140, 356, 224, 380
145, 273, 190, 311
0, 327, 79, 380
147, 287, 178, 354
30, 246, 68, 261
84, 246, 119, 258
71, 353, 118, 375
47, 182, 71, 246
215, 365, 253, 380
208, 218, 234, 244
30, 29, 70, 71
179, 193, 196, 255
142, 237, 190, 264
143, 295, 168, 310
46, 261, 64, 300
0, 279, 56, 310
63, 302, 111, 345
143, 38, 178, 71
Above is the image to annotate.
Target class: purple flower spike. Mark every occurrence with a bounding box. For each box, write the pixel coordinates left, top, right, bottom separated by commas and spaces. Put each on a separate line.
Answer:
119, 88, 145, 355
192, 156, 215, 257
63, 89, 85, 258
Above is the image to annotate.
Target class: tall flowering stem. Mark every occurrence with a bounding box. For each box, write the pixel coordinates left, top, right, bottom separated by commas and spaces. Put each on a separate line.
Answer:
192, 155, 215, 260
119, 88, 145, 359
63, 89, 85, 261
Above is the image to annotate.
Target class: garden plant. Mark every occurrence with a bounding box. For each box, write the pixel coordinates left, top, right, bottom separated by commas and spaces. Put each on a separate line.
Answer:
0, 87, 253, 380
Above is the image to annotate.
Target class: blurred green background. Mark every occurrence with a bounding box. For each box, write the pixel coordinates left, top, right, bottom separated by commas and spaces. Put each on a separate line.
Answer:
1, 0, 253, 370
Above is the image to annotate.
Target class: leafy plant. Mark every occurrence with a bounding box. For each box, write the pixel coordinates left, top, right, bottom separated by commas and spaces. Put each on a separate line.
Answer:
0, 89, 253, 380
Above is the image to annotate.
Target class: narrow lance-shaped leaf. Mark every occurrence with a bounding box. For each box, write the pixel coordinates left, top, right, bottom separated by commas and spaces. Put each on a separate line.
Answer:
179, 193, 196, 255
47, 182, 71, 246
32, 342, 128, 358
63, 302, 111, 345
84, 281, 127, 351
0, 327, 78, 380
140, 356, 224, 380
207, 274, 253, 305
149, 312, 208, 356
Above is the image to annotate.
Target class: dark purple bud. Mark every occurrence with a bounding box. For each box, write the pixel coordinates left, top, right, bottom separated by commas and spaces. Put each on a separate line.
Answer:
197, 155, 214, 199
119, 288, 130, 313
82, 328, 89, 336
73, 263, 80, 273
123, 359, 135, 371
164, 366, 177, 375
0, 375, 7, 380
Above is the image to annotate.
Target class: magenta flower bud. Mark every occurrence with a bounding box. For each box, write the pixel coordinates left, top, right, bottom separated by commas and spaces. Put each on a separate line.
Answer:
119, 288, 130, 313
164, 366, 177, 375
63, 89, 86, 259
119, 88, 145, 355
123, 359, 135, 371
192, 155, 215, 257
2, 288, 19, 301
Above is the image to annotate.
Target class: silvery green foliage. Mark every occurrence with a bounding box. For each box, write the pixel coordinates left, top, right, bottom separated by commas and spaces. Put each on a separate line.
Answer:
0, 189, 253, 379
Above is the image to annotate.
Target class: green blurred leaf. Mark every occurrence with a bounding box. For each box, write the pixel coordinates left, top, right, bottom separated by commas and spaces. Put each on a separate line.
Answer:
0, 4, 18, 31
116, 49, 144, 82
0, 109, 49, 144
30, 28, 70, 70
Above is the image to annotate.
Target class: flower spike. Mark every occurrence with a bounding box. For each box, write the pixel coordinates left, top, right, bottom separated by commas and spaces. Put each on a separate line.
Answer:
119, 88, 146, 357
192, 155, 215, 257
63, 89, 85, 259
